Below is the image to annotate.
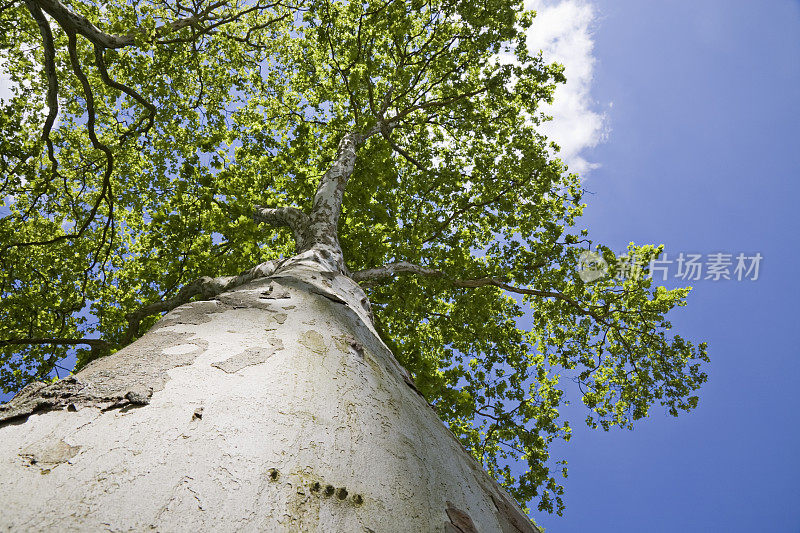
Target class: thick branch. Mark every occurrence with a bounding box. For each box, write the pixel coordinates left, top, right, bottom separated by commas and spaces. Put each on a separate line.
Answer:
122, 259, 280, 344
353, 262, 609, 325
253, 206, 310, 251
5, 31, 114, 251
382, 133, 427, 172
24, 0, 58, 145
305, 120, 396, 253
32, 0, 225, 49
306, 132, 360, 250
352, 261, 443, 282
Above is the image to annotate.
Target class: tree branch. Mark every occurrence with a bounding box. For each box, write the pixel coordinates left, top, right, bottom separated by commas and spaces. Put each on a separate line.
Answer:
32, 0, 226, 49
382, 133, 427, 172
4, 30, 114, 251
352, 261, 609, 325
122, 259, 281, 344
305, 131, 359, 250
304, 119, 397, 256
352, 261, 443, 282
93, 44, 156, 140
253, 206, 310, 251
0, 338, 108, 348
23, 0, 59, 149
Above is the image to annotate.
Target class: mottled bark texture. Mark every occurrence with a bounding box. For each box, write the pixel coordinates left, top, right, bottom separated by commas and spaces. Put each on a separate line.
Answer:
0, 131, 540, 531
0, 262, 538, 532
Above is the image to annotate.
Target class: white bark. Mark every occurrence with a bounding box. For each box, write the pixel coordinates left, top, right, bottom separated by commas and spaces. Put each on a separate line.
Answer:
0, 260, 538, 532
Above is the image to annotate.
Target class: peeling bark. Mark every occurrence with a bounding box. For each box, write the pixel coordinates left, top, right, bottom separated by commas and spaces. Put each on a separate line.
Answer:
1, 324, 210, 427
0, 376, 151, 427
123, 260, 280, 343
445, 502, 479, 533
0, 258, 539, 532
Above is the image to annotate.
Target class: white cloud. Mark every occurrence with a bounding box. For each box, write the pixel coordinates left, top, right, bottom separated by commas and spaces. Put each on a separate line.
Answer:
525, 0, 607, 176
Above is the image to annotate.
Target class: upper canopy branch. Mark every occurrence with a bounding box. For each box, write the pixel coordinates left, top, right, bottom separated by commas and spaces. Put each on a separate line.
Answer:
353, 261, 610, 325
14, 0, 270, 251
30, 0, 226, 49
305, 131, 360, 251
250, 119, 396, 273
5, 28, 115, 252
23, 0, 58, 147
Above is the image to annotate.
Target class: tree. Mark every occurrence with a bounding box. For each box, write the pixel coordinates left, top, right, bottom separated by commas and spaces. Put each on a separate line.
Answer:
0, 0, 708, 528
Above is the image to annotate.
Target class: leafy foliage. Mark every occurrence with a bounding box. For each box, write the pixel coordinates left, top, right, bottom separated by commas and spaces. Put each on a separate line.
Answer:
0, 0, 708, 514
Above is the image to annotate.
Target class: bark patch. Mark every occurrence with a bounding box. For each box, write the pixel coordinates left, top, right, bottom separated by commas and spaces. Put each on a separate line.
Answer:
0, 376, 151, 428
211, 339, 284, 374
217, 292, 273, 309
299, 330, 326, 355
210, 279, 281, 309
21, 439, 81, 467
265, 312, 288, 330
79, 330, 206, 399
333, 335, 365, 362
445, 502, 478, 533
270, 273, 349, 307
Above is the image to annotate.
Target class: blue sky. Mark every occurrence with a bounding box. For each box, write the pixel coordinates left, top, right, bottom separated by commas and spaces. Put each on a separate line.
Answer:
530, 1, 800, 531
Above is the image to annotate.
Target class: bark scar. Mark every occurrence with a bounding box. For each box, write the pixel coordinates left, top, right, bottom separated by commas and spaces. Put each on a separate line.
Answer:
445, 502, 478, 533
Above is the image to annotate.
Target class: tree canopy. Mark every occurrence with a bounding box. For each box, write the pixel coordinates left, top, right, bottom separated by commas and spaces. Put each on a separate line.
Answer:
0, 0, 708, 514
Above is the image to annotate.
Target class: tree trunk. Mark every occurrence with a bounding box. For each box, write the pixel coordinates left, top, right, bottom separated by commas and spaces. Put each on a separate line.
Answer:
0, 259, 538, 532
